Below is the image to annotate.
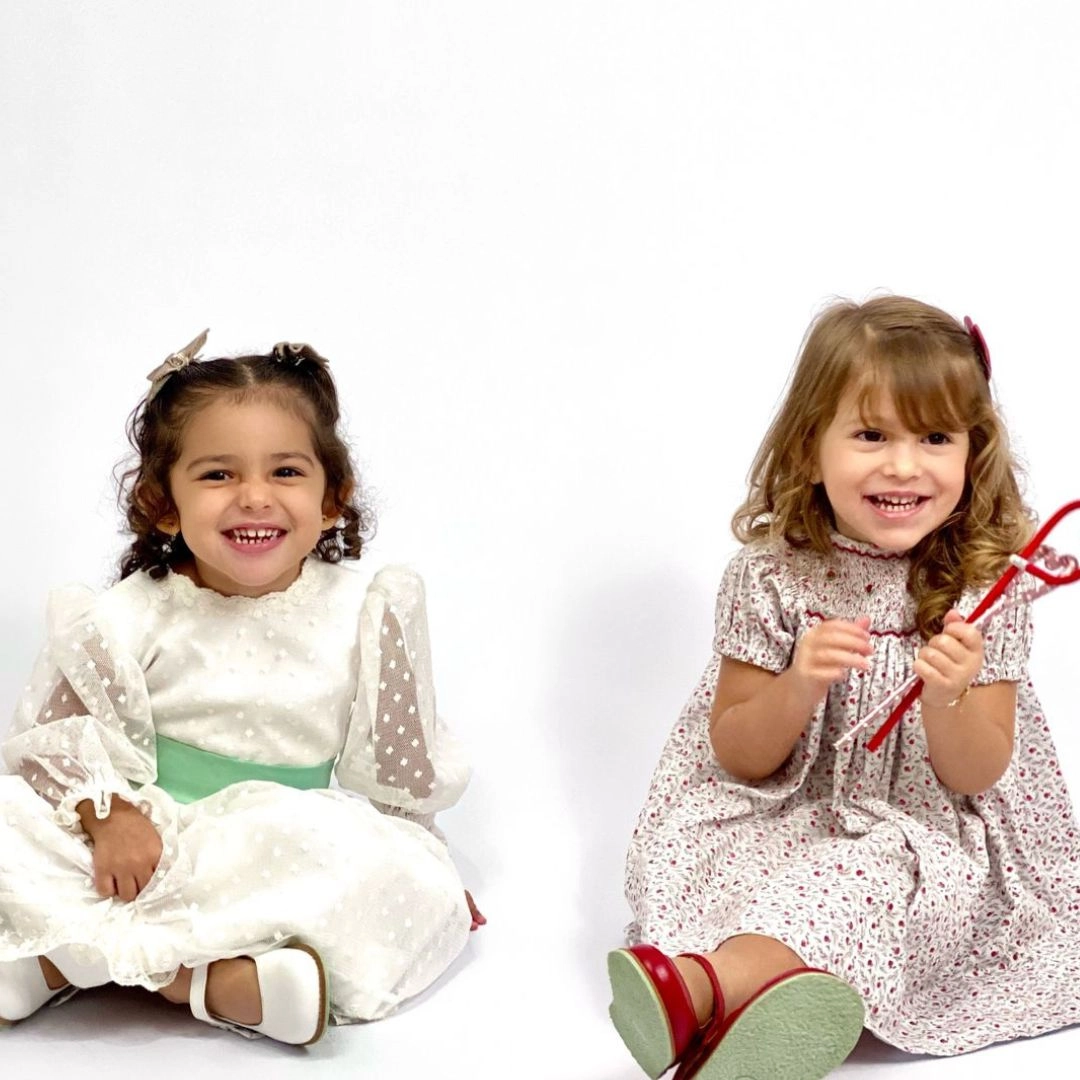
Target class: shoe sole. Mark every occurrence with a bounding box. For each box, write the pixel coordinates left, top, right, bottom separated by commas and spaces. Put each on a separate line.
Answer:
289, 943, 330, 1046
607, 950, 677, 1079
696, 970, 864, 1080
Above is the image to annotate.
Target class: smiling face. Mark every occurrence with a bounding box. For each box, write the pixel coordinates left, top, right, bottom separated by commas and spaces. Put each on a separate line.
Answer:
814, 383, 970, 552
162, 397, 336, 596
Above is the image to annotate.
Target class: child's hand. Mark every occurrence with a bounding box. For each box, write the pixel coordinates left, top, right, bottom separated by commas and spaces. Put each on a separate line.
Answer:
78, 798, 163, 902
791, 616, 873, 699
915, 610, 983, 709
465, 890, 486, 932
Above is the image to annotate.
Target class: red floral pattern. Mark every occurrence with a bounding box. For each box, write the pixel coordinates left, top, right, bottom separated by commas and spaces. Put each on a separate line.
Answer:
624, 536, 1080, 1055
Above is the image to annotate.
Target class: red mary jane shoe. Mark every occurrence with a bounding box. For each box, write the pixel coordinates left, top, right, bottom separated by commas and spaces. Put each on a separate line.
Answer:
607, 945, 864, 1080
607, 945, 724, 1078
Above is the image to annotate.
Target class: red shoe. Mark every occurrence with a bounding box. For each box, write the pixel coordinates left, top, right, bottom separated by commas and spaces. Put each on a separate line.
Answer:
675, 966, 864, 1080
608, 945, 864, 1080
607, 945, 725, 1079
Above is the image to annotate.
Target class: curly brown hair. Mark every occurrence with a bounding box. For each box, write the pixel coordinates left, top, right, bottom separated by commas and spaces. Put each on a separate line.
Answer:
732, 295, 1032, 639
116, 349, 374, 580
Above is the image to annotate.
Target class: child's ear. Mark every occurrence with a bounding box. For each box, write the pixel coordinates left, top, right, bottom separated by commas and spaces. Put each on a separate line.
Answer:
322, 483, 354, 528
157, 513, 179, 536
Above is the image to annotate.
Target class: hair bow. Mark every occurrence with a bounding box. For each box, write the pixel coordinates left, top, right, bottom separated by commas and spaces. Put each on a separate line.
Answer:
963, 316, 992, 380
271, 341, 330, 368
145, 329, 210, 401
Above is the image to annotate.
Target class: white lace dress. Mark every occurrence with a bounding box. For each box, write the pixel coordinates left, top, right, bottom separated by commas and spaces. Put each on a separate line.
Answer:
0, 559, 471, 1023
625, 535, 1080, 1055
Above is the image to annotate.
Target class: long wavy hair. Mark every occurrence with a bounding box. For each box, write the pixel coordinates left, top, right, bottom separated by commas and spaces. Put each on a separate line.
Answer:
732, 295, 1031, 639
116, 350, 374, 580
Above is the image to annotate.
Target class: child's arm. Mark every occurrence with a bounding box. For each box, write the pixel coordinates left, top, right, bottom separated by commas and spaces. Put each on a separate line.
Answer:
916, 611, 1016, 795
710, 617, 872, 780
5, 585, 157, 833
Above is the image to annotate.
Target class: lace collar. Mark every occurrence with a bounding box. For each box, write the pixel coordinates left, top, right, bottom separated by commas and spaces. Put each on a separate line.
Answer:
150, 557, 329, 611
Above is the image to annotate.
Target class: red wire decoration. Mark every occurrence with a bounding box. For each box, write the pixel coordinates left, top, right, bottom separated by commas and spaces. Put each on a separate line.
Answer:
864, 500, 1080, 752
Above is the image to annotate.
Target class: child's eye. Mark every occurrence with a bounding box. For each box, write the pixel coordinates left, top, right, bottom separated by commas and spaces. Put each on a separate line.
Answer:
855, 430, 884, 443
924, 432, 953, 445
275, 467, 304, 478
197, 470, 230, 481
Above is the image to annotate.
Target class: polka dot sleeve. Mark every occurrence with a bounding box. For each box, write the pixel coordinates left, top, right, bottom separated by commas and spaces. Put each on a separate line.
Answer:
711, 544, 795, 675
2, 586, 157, 831
335, 566, 470, 817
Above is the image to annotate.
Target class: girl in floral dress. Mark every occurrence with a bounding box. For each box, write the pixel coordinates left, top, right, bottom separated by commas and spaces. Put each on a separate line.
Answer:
0, 334, 482, 1045
608, 296, 1080, 1079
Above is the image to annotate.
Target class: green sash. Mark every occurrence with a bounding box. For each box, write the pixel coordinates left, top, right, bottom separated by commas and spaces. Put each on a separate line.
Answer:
154, 734, 335, 804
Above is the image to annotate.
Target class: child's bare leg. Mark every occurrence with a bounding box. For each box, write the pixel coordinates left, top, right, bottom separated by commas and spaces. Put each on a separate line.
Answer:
672, 933, 804, 1025
158, 959, 262, 1026
38, 957, 68, 990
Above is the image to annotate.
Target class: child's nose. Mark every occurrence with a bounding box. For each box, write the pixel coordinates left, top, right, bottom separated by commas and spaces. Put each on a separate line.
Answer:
238, 479, 272, 508
883, 441, 920, 478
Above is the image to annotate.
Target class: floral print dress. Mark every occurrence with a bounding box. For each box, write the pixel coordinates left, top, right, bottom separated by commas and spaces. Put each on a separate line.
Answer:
625, 535, 1080, 1054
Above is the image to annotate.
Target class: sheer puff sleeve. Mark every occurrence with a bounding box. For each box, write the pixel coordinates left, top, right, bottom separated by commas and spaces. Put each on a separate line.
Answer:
3, 585, 157, 830
336, 566, 470, 836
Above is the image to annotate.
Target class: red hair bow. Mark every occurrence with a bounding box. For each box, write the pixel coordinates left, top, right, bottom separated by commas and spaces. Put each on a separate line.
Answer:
964, 316, 992, 379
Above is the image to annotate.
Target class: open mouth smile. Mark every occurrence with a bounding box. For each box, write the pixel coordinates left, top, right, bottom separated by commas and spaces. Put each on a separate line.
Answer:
865, 494, 929, 516
223, 527, 287, 548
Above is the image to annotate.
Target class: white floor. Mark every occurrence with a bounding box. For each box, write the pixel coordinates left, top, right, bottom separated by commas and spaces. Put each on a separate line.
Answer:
5, 918, 1080, 1080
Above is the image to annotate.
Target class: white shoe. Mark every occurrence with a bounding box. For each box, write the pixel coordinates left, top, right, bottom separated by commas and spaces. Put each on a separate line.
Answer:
0, 956, 72, 1025
189, 944, 329, 1046
45, 944, 111, 989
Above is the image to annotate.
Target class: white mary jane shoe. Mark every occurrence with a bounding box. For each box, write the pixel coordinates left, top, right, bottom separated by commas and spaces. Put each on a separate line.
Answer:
189, 944, 329, 1046
0, 956, 74, 1025
45, 944, 111, 989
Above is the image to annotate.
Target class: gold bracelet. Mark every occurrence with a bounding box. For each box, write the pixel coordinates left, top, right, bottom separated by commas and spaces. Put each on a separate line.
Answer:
944, 685, 971, 708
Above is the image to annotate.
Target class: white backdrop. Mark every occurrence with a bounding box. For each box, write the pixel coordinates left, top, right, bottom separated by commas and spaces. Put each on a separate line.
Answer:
3, 2, 1080, 1077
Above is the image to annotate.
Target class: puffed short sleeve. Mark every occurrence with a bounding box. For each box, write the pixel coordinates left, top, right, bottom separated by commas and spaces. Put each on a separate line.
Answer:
711, 545, 795, 674
972, 599, 1033, 685
335, 566, 470, 826
3, 585, 157, 829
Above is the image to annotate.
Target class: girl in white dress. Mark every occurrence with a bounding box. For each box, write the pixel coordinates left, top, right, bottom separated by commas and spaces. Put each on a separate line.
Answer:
607, 297, 1080, 1079
0, 333, 482, 1045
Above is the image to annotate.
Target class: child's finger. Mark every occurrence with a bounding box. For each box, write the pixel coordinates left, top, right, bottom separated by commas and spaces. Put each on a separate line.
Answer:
821, 628, 873, 654
926, 635, 967, 665
942, 620, 982, 649
94, 870, 116, 898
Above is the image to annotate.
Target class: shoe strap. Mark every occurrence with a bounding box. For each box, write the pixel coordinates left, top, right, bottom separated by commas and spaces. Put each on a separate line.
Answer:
47, 986, 80, 1009
188, 963, 263, 1040
675, 953, 725, 1026
188, 964, 215, 1026
672, 954, 726, 1080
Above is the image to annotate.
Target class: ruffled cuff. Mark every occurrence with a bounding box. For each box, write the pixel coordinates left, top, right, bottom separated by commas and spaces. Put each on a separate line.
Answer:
53, 775, 154, 835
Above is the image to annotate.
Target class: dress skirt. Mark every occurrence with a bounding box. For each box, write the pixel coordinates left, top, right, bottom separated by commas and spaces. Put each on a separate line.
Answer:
0, 776, 471, 1022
